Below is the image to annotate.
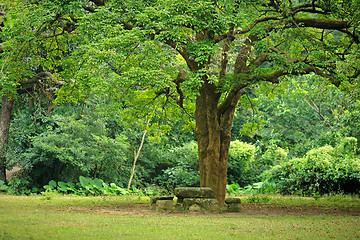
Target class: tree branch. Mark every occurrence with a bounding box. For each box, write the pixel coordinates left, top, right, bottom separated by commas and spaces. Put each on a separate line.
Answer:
293, 18, 350, 30
17, 72, 64, 94
242, 15, 355, 45
338, 29, 359, 44
219, 26, 235, 77
303, 98, 332, 127
250, 53, 269, 67
235, 15, 281, 35
292, 3, 329, 15
154, 70, 188, 109
349, 68, 360, 80
218, 86, 247, 117
234, 38, 253, 74
90, 0, 105, 6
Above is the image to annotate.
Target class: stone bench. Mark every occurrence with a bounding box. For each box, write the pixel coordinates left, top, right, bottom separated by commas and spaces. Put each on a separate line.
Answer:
149, 188, 242, 213
175, 187, 219, 213
150, 195, 174, 211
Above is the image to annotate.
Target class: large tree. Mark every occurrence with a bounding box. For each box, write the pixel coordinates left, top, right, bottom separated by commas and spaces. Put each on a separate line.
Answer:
67, 0, 359, 206
4, 0, 359, 205
56, 0, 359, 206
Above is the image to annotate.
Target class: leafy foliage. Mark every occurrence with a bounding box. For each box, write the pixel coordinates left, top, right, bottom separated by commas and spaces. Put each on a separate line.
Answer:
155, 141, 200, 190
0, 180, 9, 191
42, 176, 129, 196
227, 140, 255, 186
31, 114, 129, 180
249, 141, 288, 183
0, 0, 79, 98
2, 0, 360, 200
8, 102, 130, 187
226, 180, 277, 196
265, 137, 360, 195
234, 75, 360, 158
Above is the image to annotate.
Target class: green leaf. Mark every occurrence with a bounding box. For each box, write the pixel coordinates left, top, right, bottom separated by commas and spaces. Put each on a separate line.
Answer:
91, 178, 104, 189
57, 181, 68, 192
0, 180, 9, 191
49, 180, 57, 189
79, 176, 91, 188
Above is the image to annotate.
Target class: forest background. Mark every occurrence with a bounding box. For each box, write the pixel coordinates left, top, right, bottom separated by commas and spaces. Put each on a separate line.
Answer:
0, 0, 360, 202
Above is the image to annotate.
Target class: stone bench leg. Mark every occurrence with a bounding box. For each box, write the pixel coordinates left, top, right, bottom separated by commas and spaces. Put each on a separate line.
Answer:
156, 200, 174, 212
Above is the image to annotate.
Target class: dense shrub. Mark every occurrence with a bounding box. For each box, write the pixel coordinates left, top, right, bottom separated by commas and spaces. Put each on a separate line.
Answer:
249, 142, 288, 182
18, 114, 131, 187
264, 138, 360, 195
155, 141, 200, 190
227, 140, 255, 186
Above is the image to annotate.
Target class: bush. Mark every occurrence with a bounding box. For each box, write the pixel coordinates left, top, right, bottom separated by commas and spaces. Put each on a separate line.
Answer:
20, 114, 130, 187
249, 142, 288, 182
6, 174, 33, 195
227, 140, 255, 186
265, 139, 360, 195
155, 141, 200, 190
335, 137, 357, 157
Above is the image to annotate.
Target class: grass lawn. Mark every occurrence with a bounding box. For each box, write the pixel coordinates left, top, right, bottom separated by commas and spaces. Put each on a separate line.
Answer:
0, 194, 359, 239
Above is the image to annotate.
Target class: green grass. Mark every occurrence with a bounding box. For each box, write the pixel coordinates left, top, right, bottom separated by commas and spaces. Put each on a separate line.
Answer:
239, 193, 360, 208
1, 194, 360, 240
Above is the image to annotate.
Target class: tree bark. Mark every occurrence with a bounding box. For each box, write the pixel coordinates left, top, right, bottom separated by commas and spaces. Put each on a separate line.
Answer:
194, 80, 245, 207
0, 95, 15, 181
192, 36, 251, 207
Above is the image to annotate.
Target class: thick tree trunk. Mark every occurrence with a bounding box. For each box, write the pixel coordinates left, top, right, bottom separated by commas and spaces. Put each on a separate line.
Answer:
178, 32, 249, 207
194, 81, 244, 207
0, 95, 15, 181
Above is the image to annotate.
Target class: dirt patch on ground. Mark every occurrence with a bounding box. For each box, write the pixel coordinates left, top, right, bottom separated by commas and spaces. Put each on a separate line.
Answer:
64, 202, 360, 217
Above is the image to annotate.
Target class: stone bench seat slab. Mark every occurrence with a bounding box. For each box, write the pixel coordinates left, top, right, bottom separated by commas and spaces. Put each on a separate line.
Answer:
175, 187, 215, 199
